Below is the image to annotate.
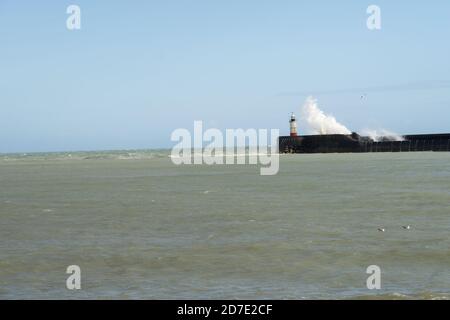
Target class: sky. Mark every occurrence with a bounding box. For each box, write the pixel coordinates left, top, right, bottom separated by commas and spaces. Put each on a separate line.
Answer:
1, 0, 450, 153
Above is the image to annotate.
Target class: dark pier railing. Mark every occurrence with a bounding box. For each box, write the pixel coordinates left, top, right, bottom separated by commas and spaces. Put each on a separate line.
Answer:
278, 133, 450, 154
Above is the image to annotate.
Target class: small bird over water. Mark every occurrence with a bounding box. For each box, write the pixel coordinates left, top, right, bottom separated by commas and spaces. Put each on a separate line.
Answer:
402, 225, 411, 230
378, 228, 385, 232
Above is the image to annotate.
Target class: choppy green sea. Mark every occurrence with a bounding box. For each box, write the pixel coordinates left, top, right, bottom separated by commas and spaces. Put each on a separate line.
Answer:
1, 150, 449, 299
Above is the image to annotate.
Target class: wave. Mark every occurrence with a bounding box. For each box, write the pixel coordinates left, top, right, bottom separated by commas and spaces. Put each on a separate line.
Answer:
349, 291, 449, 300
0, 149, 171, 162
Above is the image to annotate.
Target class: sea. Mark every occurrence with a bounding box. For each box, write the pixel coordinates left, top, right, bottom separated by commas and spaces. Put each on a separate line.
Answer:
0, 150, 449, 299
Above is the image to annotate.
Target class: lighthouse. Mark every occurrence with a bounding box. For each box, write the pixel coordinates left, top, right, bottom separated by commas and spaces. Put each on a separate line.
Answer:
289, 112, 298, 137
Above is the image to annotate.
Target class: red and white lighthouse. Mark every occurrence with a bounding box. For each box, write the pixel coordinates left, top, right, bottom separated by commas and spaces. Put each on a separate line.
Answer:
289, 112, 298, 137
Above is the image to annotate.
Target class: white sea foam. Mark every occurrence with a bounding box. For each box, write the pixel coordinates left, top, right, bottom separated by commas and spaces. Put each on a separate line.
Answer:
361, 129, 405, 142
299, 96, 404, 141
300, 96, 351, 135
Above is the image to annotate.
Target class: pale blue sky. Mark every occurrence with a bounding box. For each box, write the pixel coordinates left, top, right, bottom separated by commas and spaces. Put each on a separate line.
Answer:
1, 0, 449, 152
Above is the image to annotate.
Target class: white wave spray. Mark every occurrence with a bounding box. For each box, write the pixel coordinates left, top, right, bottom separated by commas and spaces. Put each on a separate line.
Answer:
299, 96, 404, 141
360, 129, 405, 142
300, 96, 351, 135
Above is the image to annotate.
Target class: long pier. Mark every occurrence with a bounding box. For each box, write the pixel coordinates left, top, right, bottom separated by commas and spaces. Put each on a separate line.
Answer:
278, 133, 450, 154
